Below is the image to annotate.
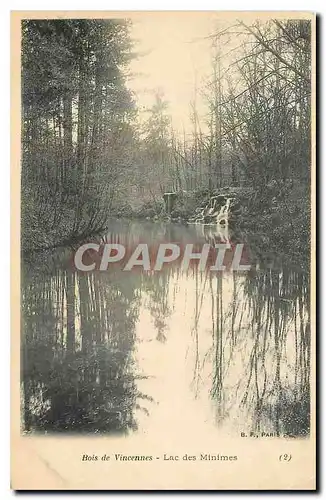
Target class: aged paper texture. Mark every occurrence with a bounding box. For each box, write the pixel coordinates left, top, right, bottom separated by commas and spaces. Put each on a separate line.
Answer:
11, 10, 316, 490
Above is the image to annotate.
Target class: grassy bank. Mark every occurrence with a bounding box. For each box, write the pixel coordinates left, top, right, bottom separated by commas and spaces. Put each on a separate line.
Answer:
22, 182, 310, 272
127, 183, 311, 268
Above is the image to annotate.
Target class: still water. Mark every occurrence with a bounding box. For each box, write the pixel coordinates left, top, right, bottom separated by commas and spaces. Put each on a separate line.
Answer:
21, 220, 310, 438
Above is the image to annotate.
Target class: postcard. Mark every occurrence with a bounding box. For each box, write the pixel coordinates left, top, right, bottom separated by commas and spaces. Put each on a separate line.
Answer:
11, 10, 316, 490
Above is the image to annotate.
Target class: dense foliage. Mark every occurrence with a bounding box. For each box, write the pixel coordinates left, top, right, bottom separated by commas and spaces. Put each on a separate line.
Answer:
21, 19, 312, 255
22, 19, 136, 250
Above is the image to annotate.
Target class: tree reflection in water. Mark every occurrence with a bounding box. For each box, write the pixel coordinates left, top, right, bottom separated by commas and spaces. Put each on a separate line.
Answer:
190, 265, 310, 437
21, 220, 310, 437
22, 255, 153, 434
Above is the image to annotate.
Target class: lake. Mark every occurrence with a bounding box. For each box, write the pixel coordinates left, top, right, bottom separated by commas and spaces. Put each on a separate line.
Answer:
21, 219, 310, 438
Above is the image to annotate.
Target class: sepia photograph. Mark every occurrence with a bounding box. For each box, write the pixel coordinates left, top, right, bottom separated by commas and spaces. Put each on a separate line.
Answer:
12, 10, 316, 490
